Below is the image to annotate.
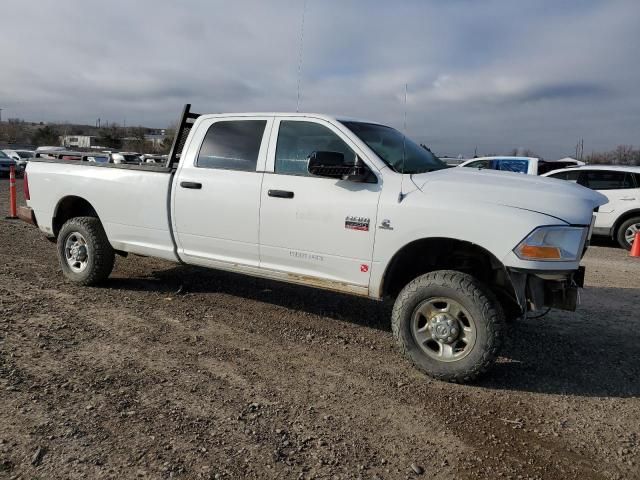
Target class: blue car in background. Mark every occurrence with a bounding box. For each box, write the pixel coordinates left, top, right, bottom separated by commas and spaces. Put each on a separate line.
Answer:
458, 156, 584, 175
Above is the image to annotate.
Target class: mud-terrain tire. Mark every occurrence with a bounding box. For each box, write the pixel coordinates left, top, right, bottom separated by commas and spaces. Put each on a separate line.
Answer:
392, 270, 505, 383
616, 216, 640, 250
57, 216, 114, 285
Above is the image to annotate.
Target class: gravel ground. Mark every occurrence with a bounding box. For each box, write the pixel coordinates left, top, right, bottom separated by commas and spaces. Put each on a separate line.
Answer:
0, 177, 639, 480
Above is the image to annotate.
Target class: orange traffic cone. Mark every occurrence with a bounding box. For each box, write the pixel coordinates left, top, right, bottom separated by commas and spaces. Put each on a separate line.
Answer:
7, 165, 18, 219
631, 232, 640, 258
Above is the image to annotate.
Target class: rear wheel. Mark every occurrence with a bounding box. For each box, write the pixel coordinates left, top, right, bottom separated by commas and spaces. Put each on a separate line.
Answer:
392, 270, 505, 383
616, 216, 640, 250
57, 217, 115, 285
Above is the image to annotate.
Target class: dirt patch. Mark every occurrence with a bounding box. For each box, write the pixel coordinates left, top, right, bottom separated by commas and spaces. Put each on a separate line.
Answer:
0, 178, 638, 479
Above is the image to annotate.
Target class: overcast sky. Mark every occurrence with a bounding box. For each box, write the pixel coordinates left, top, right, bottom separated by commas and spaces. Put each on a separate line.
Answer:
1, 0, 639, 158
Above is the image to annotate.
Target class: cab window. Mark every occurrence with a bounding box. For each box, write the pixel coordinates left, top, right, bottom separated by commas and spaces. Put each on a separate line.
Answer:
197, 120, 267, 172
275, 121, 356, 176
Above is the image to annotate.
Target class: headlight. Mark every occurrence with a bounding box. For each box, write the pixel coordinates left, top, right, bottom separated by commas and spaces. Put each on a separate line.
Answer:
514, 226, 587, 261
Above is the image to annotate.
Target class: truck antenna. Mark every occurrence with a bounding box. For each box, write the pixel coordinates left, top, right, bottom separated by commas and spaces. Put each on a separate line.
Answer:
296, 0, 308, 113
398, 83, 408, 203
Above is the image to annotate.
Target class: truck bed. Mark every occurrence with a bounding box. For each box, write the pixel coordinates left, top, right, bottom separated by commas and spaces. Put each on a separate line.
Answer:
27, 159, 179, 262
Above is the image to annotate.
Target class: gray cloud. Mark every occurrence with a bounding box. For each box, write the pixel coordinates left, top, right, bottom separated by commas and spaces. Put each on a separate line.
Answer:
1, 0, 639, 158
518, 83, 612, 103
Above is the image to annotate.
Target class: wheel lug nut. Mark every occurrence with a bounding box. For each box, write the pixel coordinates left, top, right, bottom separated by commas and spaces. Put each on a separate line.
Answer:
447, 319, 454, 326
451, 328, 458, 335
447, 336, 453, 343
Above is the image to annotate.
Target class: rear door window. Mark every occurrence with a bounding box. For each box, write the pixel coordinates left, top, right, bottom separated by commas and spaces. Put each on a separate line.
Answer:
547, 170, 580, 183
582, 170, 635, 190
197, 120, 267, 172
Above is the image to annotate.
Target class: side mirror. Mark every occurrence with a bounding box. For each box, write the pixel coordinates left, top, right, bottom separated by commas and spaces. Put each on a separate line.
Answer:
307, 151, 371, 182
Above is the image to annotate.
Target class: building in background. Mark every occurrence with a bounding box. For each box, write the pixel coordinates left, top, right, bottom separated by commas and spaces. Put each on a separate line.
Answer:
60, 135, 98, 149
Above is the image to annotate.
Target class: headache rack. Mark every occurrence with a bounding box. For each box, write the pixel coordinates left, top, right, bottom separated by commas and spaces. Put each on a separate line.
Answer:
166, 104, 201, 169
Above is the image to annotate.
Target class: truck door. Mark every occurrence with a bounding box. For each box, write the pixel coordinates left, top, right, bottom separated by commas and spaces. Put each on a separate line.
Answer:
173, 117, 273, 268
259, 118, 381, 290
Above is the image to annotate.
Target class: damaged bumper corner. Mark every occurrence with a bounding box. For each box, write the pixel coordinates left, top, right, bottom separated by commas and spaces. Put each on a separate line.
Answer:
508, 266, 585, 313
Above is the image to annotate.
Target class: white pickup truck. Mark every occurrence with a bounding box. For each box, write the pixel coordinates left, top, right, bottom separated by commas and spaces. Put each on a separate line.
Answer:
22, 105, 607, 382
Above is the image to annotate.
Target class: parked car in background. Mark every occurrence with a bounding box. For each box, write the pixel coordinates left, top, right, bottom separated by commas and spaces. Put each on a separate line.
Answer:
140, 154, 168, 164
35, 146, 66, 153
110, 152, 142, 165
459, 156, 585, 175
35, 151, 83, 161
0, 149, 19, 176
82, 154, 110, 164
2, 149, 34, 174
543, 166, 640, 249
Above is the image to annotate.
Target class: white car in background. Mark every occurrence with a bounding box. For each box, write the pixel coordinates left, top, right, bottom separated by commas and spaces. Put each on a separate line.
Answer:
459, 156, 585, 175
543, 166, 640, 249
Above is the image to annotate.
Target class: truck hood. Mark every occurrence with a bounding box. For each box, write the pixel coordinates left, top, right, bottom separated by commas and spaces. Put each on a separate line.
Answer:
411, 168, 608, 225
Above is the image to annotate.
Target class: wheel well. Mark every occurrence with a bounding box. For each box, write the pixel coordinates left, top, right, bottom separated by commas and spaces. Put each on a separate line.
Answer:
612, 209, 640, 238
52, 196, 99, 237
381, 238, 518, 312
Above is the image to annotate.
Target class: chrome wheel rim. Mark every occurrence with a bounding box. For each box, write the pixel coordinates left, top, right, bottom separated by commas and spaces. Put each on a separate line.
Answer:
624, 223, 640, 246
411, 297, 476, 363
64, 232, 89, 273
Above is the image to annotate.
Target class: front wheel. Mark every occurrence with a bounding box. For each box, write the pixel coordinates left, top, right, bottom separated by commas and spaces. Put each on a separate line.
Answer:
392, 270, 505, 383
616, 216, 640, 250
57, 217, 115, 285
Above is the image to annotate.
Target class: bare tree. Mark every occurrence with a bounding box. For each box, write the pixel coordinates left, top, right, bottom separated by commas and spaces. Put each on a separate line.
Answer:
586, 145, 640, 166
123, 126, 150, 153
0, 118, 30, 144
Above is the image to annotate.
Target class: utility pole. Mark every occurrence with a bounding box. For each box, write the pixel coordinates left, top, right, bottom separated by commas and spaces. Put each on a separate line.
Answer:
0, 108, 3, 123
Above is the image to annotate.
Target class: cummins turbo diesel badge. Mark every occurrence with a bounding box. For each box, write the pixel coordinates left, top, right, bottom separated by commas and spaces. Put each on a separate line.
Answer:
345, 216, 370, 231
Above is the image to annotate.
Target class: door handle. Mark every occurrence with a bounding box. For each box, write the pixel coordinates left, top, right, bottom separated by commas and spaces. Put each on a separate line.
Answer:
268, 189, 294, 199
621, 197, 636, 201
180, 181, 202, 189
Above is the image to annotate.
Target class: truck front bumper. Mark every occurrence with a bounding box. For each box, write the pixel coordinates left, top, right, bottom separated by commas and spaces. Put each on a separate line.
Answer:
508, 266, 585, 312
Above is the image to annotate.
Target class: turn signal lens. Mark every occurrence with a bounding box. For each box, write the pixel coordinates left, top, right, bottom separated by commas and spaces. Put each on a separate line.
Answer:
517, 244, 561, 260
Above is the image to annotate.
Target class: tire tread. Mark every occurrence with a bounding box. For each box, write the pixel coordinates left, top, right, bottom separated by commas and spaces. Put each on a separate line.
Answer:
391, 270, 504, 383
57, 216, 114, 285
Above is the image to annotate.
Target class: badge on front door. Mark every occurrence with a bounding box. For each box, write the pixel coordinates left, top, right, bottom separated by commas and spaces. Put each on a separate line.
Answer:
345, 216, 370, 231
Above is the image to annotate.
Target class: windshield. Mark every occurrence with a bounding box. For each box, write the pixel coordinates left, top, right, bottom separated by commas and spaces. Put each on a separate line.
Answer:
17, 151, 33, 159
0, 151, 9, 159
342, 121, 447, 174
